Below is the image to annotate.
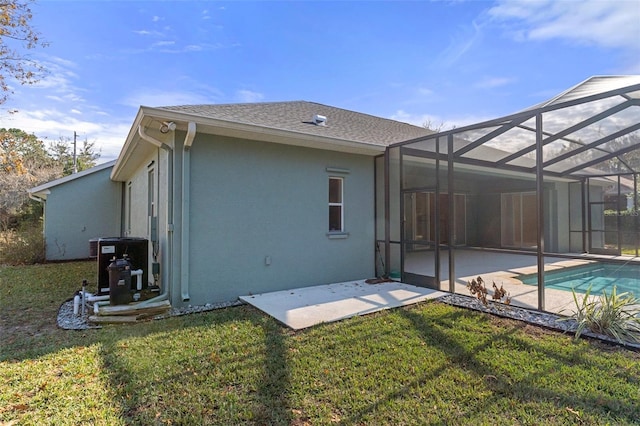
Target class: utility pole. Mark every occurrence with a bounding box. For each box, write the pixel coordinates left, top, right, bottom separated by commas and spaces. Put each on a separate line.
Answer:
73, 131, 78, 174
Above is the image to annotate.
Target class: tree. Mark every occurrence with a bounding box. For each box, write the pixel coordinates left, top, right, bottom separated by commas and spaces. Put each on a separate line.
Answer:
0, 0, 48, 104
0, 127, 51, 171
49, 136, 101, 174
422, 119, 446, 133
0, 128, 60, 231
0, 128, 100, 232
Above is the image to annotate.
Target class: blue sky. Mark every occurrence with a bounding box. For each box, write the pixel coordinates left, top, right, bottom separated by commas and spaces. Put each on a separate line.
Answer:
2, 0, 639, 163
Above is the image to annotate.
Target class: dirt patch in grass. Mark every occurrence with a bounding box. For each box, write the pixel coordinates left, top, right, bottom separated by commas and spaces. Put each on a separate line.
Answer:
1, 309, 60, 343
489, 316, 551, 337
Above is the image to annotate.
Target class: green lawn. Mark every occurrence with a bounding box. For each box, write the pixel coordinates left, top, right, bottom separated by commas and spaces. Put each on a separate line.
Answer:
1, 262, 639, 425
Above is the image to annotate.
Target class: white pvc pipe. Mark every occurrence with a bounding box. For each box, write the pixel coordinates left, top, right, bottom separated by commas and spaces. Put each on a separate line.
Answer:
73, 295, 80, 316
131, 269, 143, 291
74, 291, 111, 316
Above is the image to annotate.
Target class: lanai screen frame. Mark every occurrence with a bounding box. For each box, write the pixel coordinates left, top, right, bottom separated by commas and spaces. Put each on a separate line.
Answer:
378, 76, 640, 311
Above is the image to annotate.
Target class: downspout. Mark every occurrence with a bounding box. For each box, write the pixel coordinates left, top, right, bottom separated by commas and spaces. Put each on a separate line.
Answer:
138, 125, 172, 151
181, 122, 197, 302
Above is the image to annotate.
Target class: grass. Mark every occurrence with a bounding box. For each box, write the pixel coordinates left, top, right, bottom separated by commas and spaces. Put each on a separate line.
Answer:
1, 262, 640, 425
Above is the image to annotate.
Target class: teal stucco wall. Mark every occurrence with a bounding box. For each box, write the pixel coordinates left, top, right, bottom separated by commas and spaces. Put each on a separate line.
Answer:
44, 166, 121, 260
186, 135, 376, 304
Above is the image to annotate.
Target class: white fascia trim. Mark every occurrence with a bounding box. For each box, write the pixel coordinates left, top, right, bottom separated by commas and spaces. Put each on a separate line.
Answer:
111, 106, 385, 181
139, 107, 387, 156
111, 109, 147, 181
29, 160, 116, 198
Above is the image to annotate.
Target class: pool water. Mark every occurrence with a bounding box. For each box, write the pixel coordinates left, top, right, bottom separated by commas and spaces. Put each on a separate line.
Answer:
520, 263, 640, 297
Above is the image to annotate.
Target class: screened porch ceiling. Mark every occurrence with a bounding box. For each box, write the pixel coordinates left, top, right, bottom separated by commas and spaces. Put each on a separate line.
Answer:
394, 76, 640, 180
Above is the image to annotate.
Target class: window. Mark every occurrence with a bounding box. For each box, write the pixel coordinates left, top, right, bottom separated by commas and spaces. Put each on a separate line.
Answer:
329, 177, 343, 232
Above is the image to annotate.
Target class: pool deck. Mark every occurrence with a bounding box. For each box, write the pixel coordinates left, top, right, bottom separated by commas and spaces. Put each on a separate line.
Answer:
405, 250, 640, 314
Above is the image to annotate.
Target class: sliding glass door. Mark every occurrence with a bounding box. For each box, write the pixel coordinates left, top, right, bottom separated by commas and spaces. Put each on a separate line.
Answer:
404, 192, 466, 248
501, 192, 537, 249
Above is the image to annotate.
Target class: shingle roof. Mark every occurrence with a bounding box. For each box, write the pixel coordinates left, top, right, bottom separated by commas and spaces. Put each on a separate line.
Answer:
157, 101, 433, 147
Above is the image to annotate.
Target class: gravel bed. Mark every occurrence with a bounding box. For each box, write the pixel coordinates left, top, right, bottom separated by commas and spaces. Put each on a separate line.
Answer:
57, 298, 245, 330
57, 291, 639, 350
437, 293, 574, 331
438, 293, 640, 350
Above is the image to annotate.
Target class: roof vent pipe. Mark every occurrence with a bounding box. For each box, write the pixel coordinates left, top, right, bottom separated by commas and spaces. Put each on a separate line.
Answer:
313, 114, 327, 126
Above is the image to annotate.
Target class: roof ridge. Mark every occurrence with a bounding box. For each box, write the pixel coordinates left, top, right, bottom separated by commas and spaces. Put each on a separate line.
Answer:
156, 100, 427, 130
157, 100, 309, 109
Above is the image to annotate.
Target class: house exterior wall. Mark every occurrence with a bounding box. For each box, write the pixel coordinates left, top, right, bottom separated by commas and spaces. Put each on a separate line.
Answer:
122, 149, 167, 288
44, 166, 121, 260
125, 157, 153, 239
185, 134, 376, 304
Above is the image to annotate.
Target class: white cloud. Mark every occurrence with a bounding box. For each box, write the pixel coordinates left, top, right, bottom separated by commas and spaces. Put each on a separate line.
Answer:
24, 57, 87, 105
474, 76, 516, 89
32, 67, 78, 90
417, 87, 434, 96
436, 19, 485, 68
133, 29, 164, 37
125, 41, 227, 55
184, 44, 203, 52
121, 89, 215, 108
48, 56, 78, 69
152, 40, 176, 48
489, 0, 640, 51
236, 89, 264, 103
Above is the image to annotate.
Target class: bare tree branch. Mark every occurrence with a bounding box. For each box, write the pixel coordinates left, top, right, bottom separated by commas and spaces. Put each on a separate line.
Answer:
0, 0, 48, 104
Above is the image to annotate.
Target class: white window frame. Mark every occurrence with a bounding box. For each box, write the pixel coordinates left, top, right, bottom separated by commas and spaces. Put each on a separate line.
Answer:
329, 176, 344, 233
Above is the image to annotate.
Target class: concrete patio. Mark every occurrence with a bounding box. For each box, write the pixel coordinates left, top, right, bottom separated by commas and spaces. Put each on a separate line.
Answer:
241, 249, 640, 330
240, 280, 446, 330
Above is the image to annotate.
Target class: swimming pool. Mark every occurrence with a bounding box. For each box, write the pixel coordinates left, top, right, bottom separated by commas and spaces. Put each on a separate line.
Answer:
519, 263, 640, 297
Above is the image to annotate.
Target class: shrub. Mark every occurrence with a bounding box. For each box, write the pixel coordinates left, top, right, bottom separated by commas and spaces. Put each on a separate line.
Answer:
0, 219, 45, 265
565, 285, 640, 344
466, 276, 512, 306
